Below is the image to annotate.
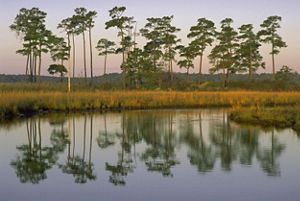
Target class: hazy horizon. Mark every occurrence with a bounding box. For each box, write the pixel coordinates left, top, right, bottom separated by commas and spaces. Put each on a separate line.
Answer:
1, 0, 300, 76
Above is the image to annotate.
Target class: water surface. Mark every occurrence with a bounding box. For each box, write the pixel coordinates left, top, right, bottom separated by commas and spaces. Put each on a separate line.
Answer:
1, 109, 300, 201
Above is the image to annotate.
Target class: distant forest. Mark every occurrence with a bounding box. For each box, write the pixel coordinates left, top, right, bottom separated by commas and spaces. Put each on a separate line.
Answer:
9, 6, 291, 88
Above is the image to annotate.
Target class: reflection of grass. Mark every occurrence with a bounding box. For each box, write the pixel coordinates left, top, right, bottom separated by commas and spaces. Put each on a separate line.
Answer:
1, 91, 300, 120
230, 107, 300, 133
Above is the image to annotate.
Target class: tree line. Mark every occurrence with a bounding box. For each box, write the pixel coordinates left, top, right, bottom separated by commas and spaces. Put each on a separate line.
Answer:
10, 6, 287, 88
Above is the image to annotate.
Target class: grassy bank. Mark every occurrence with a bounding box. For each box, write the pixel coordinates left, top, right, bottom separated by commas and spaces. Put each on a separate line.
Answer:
1, 90, 300, 120
230, 107, 300, 133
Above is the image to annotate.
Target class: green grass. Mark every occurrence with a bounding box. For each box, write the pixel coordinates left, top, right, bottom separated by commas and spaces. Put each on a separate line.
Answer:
230, 107, 300, 133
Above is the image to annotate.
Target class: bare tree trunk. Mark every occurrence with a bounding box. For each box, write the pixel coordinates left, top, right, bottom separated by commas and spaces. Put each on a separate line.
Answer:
224, 69, 229, 88
199, 54, 203, 75
67, 33, 71, 92
29, 51, 33, 82
271, 41, 276, 79
249, 50, 252, 80
170, 59, 173, 82
83, 32, 87, 83
34, 55, 37, 82
72, 34, 76, 78
120, 30, 126, 89
104, 54, 107, 75
38, 55, 41, 78
25, 54, 29, 75
38, 43, 42, 77
89, 27, 93, 83
272, 53, 275, 76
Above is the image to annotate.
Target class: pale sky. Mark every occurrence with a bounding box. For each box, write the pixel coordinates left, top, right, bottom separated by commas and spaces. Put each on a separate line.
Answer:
0, 0, 300, 76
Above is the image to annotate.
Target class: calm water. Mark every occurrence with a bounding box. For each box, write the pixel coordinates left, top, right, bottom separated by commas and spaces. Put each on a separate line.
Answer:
0, 109, 300, 201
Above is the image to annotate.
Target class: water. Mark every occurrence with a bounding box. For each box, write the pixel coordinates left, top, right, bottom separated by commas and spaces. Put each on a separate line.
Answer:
0, 109, 300, 201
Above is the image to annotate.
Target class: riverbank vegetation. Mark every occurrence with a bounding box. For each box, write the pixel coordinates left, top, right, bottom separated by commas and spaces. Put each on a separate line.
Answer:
230, 107, 300, 133
1, 90, 300, 120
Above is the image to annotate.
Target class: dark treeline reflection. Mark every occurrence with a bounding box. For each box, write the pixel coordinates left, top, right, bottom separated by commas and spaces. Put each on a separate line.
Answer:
10, 110, 291, 185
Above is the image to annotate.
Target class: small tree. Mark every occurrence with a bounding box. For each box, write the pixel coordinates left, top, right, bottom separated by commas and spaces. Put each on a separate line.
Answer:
275, 65, 294, 82
96, 38, 116, 75
49, 36, 70, 65
258, 16, 287, 76
177, 45, 195, 76
48, 64, 68, 82
122, 48, 152, 88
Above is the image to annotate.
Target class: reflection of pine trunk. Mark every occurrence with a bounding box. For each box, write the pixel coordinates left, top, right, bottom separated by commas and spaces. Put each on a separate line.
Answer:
26, 120, 31, 152
271, 130, 274, 164
89, 115, 93, 164
67, 118, 71, 162
38, 118, 42, 161
83, 115, 87, 160
121, 113, 125, 164
26, 118, 42, 158
72, 117, 76, 161
199, 112, 204, 147
104, 113, 108, 142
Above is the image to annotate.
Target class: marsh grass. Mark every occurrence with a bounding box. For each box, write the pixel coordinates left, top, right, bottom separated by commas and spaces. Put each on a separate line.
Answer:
230, 106, 300, 133
1, 90, 300, 120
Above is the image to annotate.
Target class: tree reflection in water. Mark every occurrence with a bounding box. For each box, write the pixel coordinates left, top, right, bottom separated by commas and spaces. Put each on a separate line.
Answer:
105, 113, 136, 186
139, 112, 179, 177
181, 112, 216, 173
11, 117, 67, 184
59, 115, 96, 183
9, 110, 292, 185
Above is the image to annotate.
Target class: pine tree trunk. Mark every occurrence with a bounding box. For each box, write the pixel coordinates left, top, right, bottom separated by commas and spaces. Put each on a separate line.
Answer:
72, 34, 76, 78
38, 43, 42, 79
38, 55, 41, 76
25, 54, 29, 75
199, 54, 203, 75
271, 42, 275, 79
89, 27, 93, 82
272, 53, 275, 75
224, 69, 229, 88
104, 54, 107, 75
34, 55, 37, 82
67, 33, 71, 92
249, 47, 252, 80
83, 32, 87, 82
60, 73, 63, 83
29, 51, 33, 82
170, 59, 173, 82
120, 30, 126, 89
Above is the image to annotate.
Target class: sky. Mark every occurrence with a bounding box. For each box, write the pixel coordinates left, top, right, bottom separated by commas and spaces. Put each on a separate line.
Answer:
0, 0, 300, 76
